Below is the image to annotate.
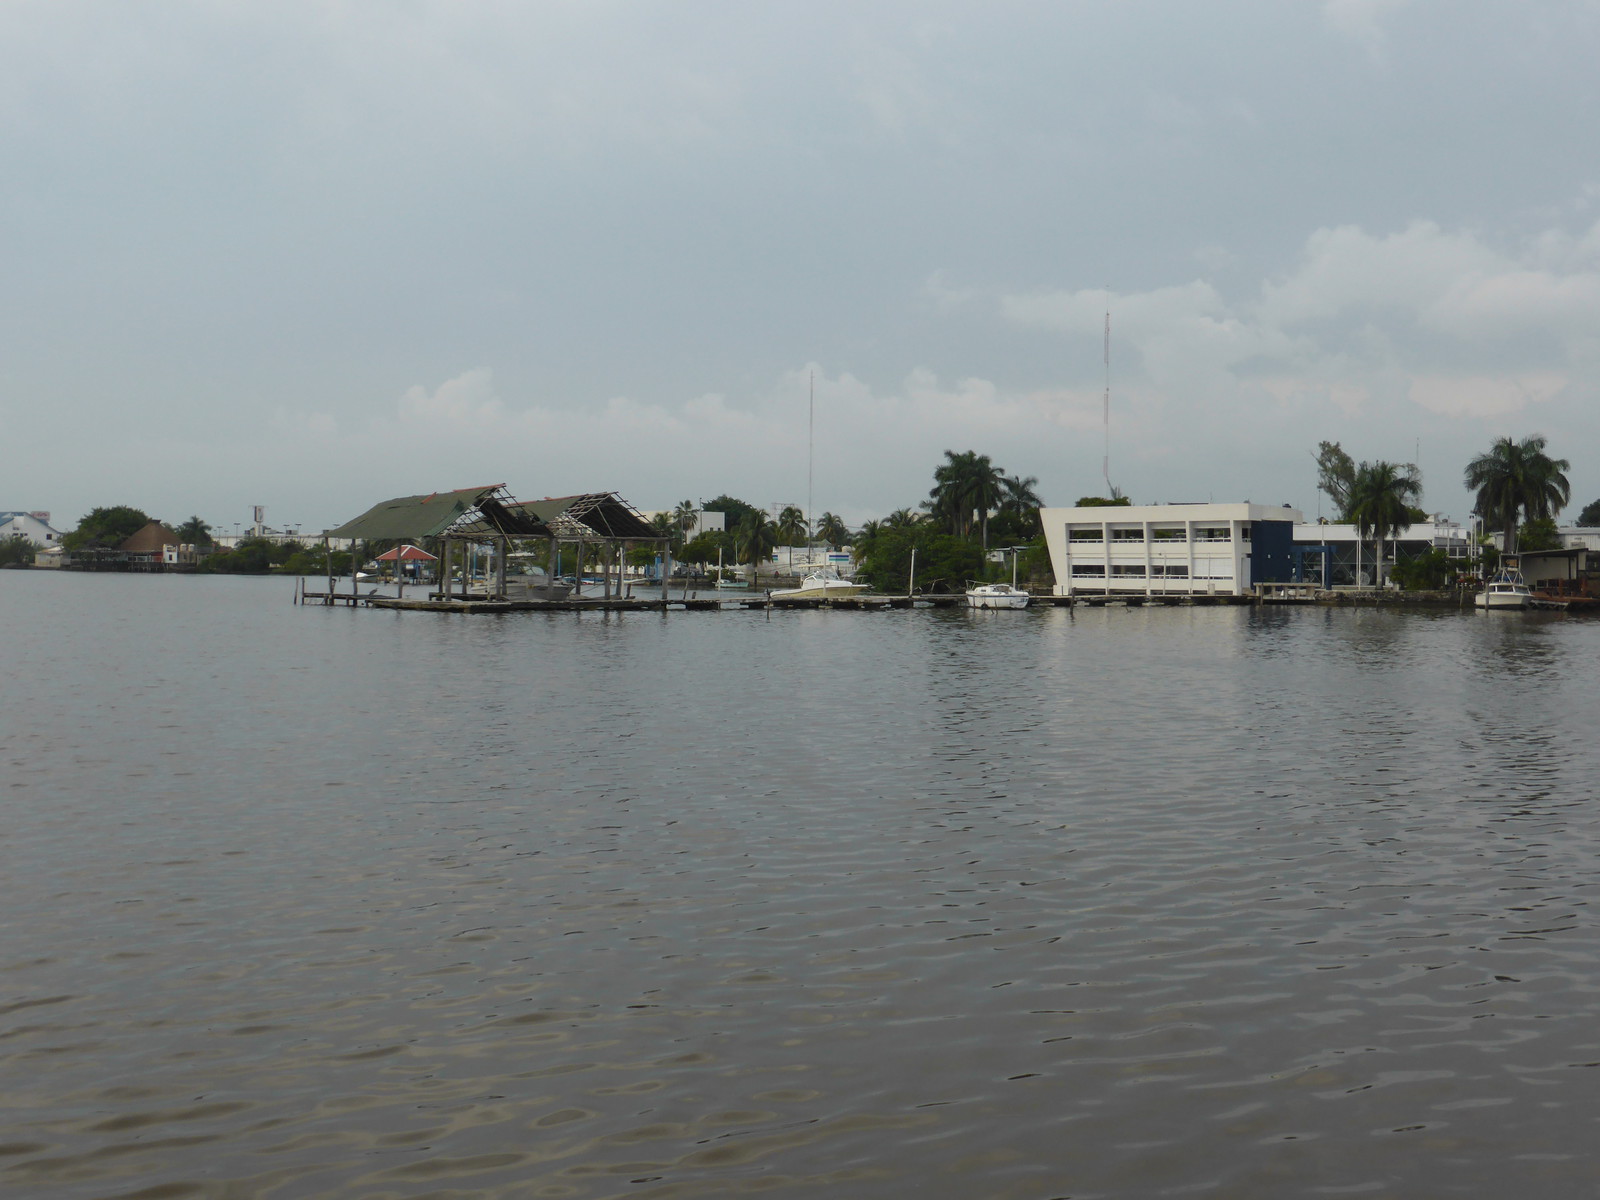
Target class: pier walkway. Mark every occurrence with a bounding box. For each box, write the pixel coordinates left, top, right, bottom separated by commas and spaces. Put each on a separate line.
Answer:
295, 587, 1258, 613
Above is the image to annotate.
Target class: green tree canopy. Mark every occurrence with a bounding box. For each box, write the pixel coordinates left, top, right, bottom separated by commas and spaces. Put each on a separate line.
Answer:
991, 474, 1043, 543
1575, 498, 1600, 527
1346, 460, 1422, 585
1074, 495, 1131, 508
815, 512, 849, 550
1464, 434, 1570, 553
703, 494, 763, 533
176, 515, 213, 547
776, 505, 808, 547
0, 535, 37, 567
1518, 517, 1562, 552
63, 505, 151, 550
735, 512, 777, 577
1313, 441, 1357, 520
855, 523, 983, 594
927, 450, 1006, 546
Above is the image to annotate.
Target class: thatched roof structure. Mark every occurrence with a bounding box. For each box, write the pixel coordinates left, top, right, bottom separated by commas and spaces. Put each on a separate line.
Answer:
324, 485, 551, 542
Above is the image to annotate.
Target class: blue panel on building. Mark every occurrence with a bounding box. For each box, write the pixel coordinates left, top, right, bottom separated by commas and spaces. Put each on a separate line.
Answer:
1252, 520, 1295, 583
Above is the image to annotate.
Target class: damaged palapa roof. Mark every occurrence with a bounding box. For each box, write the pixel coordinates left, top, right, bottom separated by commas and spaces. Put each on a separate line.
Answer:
458, 493, 665, 542
323, 486, 552, 541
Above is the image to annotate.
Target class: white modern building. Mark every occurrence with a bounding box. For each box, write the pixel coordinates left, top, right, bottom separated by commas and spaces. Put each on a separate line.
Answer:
1040, 502, 1304, 597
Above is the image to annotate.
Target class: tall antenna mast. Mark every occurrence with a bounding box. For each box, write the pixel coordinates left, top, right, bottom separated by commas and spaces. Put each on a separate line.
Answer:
807, 371, 814, 548
1103, 288, 1113, 498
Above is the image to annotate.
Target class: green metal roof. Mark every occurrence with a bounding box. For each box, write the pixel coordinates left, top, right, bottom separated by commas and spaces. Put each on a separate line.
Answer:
323, 486, 551, 541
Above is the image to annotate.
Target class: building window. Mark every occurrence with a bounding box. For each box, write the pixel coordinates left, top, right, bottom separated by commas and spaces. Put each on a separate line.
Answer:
1068, 528, 1104, 542
1195, 527, 1230, 542
1111, 564, 1146, 576
1150, 527, 1187, 541
1071, 564, 1106, 577
1111, 528, 1145, 541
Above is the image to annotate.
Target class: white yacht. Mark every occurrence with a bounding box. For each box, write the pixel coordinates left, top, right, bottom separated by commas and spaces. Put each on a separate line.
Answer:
770, 570, 866, 600
1475, 568, 1532, 610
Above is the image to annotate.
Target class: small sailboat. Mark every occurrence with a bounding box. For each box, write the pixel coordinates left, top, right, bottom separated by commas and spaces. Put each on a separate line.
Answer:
966, 581, 1031, 609
967, 546, 1031, 608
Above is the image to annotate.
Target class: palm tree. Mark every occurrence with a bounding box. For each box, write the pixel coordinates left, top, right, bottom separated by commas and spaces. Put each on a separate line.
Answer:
776, 505, 808, 546
816, 512, 849, 550
885, 508, 920, 529
996, 474, 1043, 539
928, 450, 1006, 547
176, 515, 213, 547
1463, 435, 1571, 554
673, 499, 698, 542
1346, 460, 1422, 587
737, 512, 777, 582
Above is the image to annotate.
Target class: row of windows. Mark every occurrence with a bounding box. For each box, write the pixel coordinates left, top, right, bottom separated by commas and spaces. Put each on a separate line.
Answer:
1073, 564, 1227, 578
1067, 526, 1242, 543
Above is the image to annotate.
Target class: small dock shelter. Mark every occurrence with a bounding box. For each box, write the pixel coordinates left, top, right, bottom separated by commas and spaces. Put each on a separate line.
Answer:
317, 485, 668, 605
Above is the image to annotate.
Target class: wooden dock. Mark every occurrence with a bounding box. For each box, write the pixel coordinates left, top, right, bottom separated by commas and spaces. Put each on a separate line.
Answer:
297, 587, 1260, 613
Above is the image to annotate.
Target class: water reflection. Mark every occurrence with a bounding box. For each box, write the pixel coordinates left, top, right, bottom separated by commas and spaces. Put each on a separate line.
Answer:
4, 574, 1600, 1199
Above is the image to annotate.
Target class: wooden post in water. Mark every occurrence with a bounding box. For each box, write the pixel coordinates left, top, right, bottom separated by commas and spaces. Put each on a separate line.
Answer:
661, 542, 672, 605
496, 534, 508, 600
351, 539, 361, 604
324, 535, 333, 605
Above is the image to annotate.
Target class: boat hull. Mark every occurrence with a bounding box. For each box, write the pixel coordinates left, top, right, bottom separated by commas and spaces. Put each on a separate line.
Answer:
966, 586, 1030, 609
1475, 590, 1530, 609
770, 582, 867, 600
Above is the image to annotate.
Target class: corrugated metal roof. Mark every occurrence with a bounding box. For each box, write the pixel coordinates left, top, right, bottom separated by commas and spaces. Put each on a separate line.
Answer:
511, 494, 664, 541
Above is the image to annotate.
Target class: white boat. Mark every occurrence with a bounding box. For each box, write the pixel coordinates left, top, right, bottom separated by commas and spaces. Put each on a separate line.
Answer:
966, 581, 1031, 609
488, 571, 573, 601
1475, 568, 1532, 610
770, 570, 866, 600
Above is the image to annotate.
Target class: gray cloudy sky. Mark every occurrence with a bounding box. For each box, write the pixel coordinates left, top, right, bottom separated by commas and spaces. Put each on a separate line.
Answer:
6, 0, 1600, 532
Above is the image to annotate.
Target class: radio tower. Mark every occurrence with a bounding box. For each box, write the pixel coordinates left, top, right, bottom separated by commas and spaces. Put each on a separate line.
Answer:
1102, 289, 1114, 499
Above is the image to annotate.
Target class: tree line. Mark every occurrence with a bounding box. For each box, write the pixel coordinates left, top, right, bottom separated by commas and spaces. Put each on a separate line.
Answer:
652, 453, 1046, 593
1314, 434, 1583, 587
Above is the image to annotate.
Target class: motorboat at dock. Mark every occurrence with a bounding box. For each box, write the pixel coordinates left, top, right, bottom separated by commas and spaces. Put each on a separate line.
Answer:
1475, 567, 1532, 610
769, 569, 867, 600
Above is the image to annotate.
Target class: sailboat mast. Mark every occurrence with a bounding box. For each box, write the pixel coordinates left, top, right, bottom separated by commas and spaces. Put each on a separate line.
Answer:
807, 371, 814, 554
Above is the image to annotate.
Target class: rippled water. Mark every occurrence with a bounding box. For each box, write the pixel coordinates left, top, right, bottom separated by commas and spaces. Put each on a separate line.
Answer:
4, 572, 1600, 1199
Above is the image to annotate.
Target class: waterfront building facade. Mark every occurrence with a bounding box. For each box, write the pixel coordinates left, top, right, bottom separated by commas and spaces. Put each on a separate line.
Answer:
1290, 518, 1474, 588
1040, 502, 1303, 597
1, 511, 63, 545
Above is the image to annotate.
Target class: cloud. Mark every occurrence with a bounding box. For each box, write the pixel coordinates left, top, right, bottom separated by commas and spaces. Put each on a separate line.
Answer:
1408, 373, 1567, 420
396, 368, 505, 430
1321, 0, 1410, 62
996, 216, 1600, 423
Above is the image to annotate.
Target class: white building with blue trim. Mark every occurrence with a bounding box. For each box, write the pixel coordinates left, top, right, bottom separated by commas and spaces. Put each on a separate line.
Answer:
1040, 502, 1304, 597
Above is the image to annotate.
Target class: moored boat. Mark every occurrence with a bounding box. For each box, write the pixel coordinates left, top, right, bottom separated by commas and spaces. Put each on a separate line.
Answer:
965, 582, 1031, 609
770, 570, 866, 600
1475, 568, 1532, 610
